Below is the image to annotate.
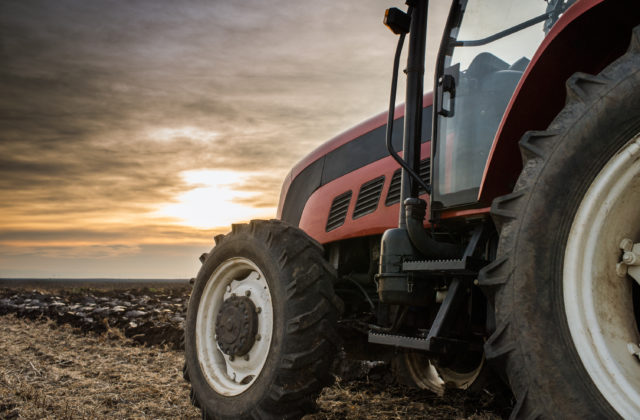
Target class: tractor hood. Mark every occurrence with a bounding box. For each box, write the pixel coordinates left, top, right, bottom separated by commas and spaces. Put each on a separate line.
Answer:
277, 93, 433, 227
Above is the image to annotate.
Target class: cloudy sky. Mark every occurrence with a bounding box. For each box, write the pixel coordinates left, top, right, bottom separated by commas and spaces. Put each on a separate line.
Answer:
0, 1, 450, 278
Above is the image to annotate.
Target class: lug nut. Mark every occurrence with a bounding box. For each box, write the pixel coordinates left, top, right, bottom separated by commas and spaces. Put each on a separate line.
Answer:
617, 262, 628, 278
229, 355, 235, 361
623, 251, 638, 265
256, 307, 262, 314
245, 290, 251, 297
620, 238, 634, 252
255, 334, 261, 341
244, 354, 250, 361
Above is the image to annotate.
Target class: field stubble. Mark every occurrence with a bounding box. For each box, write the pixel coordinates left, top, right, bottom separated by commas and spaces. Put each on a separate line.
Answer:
0, 288, 507, 419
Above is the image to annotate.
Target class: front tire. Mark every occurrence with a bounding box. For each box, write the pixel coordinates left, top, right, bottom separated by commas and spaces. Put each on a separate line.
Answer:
479, 27, 640, 418
184, 220, 340, 419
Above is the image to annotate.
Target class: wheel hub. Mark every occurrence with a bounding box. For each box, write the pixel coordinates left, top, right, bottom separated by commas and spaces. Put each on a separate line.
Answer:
215, 295, 258, 356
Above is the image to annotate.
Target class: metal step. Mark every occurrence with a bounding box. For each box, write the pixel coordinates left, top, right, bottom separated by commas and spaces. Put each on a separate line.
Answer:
367, 331, 476, 354
368, 332, 430, 351
402, 256, 486, 275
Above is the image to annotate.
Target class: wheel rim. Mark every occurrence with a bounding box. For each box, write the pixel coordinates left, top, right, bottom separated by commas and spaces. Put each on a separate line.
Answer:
436, 355, 484, 390
402, 352, 445, 395
195, 257, 274, 396
564, 134, 640, 418
401, 352, 483, 393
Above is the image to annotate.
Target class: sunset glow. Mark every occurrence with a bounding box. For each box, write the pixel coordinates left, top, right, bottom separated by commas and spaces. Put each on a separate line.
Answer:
156, 170, 276, 229
0, 0, 449, 278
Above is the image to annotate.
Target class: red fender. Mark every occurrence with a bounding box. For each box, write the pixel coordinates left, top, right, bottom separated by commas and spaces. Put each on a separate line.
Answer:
479, 0, 640, 202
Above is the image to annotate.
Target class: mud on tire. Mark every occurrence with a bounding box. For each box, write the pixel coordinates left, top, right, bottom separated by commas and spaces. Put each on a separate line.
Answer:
478, 26, 640, 419
184, 220, 341, 420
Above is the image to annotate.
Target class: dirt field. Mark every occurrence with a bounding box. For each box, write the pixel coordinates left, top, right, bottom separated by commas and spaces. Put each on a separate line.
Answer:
0, 314, 200, 419
0, 288, 509, 419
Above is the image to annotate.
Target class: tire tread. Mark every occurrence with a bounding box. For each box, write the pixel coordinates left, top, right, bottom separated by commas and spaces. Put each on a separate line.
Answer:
185, 219, 339, 420
479, 25, 640, 420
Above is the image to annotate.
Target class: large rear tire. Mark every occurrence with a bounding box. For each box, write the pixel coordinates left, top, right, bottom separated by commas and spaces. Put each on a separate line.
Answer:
184, 220, 340, 420
479, 27, 640, 419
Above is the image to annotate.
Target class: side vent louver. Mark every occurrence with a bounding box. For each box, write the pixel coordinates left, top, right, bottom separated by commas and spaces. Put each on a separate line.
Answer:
417, 158, 431, 194
326, 191, 352, 232
353, 176, 385, 219
385, 169, 402, 206
385, 158, 431, 206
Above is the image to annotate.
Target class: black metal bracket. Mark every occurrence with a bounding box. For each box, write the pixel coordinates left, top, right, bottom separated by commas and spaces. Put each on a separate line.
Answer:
436, 73, 456, 117
367, 278, 478, 354
425, 277, 464, 343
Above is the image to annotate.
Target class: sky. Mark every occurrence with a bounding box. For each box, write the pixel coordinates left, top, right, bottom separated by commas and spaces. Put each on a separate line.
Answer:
0, 0, 451, 278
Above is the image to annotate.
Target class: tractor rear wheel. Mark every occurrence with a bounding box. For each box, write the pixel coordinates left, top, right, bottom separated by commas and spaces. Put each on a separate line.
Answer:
479, 27, 640, 418
184, 220, 340, 420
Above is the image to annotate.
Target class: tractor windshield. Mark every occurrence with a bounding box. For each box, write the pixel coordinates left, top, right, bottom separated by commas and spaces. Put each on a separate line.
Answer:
431, 0, 574, 208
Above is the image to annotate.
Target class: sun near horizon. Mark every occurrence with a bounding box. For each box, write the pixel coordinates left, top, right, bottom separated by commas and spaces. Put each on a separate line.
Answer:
155, 169, 277, 230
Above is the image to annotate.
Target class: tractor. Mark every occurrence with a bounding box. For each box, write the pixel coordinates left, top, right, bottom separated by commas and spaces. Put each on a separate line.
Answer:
183, 0, 640, 418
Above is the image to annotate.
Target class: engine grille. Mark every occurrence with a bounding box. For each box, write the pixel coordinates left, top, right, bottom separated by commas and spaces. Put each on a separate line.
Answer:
417, 158, 431, 194
385, 169, 402, 206
385, 158, 431, 206
326, 191, 352, 232
353, 176, 385, 219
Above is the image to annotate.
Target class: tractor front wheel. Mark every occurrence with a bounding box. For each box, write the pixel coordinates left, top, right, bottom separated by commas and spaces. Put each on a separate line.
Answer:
184, 220, 340, 420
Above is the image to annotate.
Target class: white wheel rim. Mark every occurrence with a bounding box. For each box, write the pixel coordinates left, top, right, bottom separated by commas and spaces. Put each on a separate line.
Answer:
436, 356, 484, 390
195, 257, 274, 396
401, 352, 483, 393
564, 134, 640, 418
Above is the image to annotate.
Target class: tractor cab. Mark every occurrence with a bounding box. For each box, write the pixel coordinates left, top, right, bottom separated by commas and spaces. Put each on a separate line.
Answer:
430, 1, 573, 210
431, 1, 574, 209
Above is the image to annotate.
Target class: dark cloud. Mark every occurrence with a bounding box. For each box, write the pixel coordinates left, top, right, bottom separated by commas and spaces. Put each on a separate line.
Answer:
0, 0, 449, 277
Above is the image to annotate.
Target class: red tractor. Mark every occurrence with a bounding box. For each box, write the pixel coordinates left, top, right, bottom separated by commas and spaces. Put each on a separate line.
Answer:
183, 0, 640, 418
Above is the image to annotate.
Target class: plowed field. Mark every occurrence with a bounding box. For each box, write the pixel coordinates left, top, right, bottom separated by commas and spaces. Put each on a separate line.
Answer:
0, 288, 509, 419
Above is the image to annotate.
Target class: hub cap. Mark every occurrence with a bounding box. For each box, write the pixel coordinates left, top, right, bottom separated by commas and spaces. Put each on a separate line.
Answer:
215, 295, 258, 357
195, 257, 274, 396
563, 134, 640, 418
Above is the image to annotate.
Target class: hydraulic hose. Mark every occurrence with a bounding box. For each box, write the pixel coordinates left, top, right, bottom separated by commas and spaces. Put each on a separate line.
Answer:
385, 16, 431, 196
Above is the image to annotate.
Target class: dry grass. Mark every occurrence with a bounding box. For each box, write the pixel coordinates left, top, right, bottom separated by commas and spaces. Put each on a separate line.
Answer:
308, 377, 502, 420
0, 314, 199, 419
0, 306, 508, 419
